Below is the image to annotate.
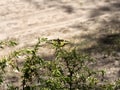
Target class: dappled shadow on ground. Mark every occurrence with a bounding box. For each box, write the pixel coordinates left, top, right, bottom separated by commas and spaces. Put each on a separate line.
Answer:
99, 34, 120, 51
22, 0, 76, 14
90, 1, 120, 33
81, 33, 120, 54
89, 1, 120, 18
80, 1, 120, 53
72, 0, 120, 53
60, 5, 74, 14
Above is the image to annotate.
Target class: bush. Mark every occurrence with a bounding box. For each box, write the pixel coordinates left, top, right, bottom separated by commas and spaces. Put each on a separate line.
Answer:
0, 38, 120, 90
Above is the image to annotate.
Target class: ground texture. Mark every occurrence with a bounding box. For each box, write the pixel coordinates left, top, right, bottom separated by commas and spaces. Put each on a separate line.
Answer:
0, 0, 120, 89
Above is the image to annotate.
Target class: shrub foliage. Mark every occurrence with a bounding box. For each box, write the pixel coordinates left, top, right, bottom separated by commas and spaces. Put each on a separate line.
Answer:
0, 38, 120, 90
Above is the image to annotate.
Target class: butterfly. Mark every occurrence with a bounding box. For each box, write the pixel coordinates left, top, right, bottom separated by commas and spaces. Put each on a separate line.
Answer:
48, 38, 69, 47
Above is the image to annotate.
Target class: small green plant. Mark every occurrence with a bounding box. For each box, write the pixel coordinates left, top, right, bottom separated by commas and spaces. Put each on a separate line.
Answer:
0, 57, 7, 85
0, 38, 120, 90
21, 39, 45, 89
0, 39, 18, 49
44, 39, 100, 90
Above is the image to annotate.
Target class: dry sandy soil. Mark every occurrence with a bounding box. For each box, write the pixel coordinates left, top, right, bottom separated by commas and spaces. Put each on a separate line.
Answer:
0, 0, 120, 89
0, 0, 119, 55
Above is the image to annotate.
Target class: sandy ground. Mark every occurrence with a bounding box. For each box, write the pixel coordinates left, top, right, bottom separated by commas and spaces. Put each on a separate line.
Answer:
0, 0, 118, 56
0, 0, 120, 55
0, 0, 120, 88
